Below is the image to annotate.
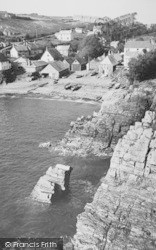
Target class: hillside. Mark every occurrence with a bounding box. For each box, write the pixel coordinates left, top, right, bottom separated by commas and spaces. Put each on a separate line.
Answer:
0, 17, 75, 37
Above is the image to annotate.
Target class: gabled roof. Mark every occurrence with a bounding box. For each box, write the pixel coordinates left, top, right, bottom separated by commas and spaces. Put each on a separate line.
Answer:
125, 40, 155, 49
73, 57, 87, 65
28, 43, 44, 51
44, 47, 63, 61
48, 60, 69, 72
64, 58, 74, 65
0, 53, 8, 62
101, 55, 118, 66
32, 60, 47, 67
108, 55, 118, 66
113, 53, 122, 62
13, 44, 29, 52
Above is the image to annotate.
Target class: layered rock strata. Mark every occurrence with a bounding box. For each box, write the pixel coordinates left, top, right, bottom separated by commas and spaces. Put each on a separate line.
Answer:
53, 89, 151, 157
31, 164, 72, 203
73, 111, 156, 250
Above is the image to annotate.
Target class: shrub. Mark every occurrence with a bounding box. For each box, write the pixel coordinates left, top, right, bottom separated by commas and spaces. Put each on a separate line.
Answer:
128, 50, 156, 82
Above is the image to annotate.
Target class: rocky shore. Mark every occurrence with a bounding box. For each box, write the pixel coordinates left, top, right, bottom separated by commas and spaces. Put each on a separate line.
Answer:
53, 82, 155, 157
73, 111, 156, 250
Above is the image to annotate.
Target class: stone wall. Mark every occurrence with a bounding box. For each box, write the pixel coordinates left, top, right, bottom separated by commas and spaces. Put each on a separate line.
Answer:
73, 111, 156, 250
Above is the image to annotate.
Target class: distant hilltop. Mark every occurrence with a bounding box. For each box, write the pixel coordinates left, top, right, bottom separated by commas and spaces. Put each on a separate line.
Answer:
73, 13, 137, 25
0, 10, 137, 25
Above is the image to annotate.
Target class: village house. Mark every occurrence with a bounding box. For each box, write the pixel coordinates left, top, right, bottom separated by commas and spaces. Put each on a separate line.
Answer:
40, 47, 63, 63
124, 40, 156, 68
87, 58, 103, 71
99, 54, 118, 76
86, 53, 106, 71
28, 42, 44, 58
93, 25, 102, 35
14, 57, 47, 73
56, 45, 70, 57
55, 30, 74, 42
87, 31, 94, 36
10, 44, 30, 58
0, 53, 11, 71
71, 58, 87, 71
75, 27, 83, 34
40, 61, 69, 79
63, 58, 74, 70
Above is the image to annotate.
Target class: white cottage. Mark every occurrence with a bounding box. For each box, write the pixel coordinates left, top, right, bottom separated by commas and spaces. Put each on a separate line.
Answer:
56, 45, 70, 57
41, 61, 69, 79
55, 30, 74, 42
40, 47, 63, 63
10, 44, 30, 58
99, 55, 118, 76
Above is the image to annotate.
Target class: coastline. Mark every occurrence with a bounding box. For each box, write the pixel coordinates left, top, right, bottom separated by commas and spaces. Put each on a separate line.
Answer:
0, 73, 110, 104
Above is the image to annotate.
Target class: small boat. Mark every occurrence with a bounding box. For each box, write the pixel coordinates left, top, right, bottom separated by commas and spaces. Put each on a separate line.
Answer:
76, 75, 83, 78
65, 83, 72, 90
72, 84, 82, 91
91, 71, 98, 76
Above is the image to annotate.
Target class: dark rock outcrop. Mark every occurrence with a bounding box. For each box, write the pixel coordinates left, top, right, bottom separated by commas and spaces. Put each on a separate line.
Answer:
73, 111, 156, 250
53, 88, 151, 157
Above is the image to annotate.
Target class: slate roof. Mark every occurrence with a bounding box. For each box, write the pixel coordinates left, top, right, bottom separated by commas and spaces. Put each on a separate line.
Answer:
14, 44, 29, 52
65, 58, 74, 65
45, 47, 63, 61
32, 60, 47, 67
107, 55, 118, 66
29, 43, 44, 51
49, 61, 69, 72
0, 53, 8, 62
73, 57, 87, 65
125, 40, 156, 49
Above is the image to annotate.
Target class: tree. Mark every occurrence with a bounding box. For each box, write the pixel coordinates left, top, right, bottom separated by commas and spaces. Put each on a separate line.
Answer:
0, 72, 5, 84
128, 50, 156, 82
78, 35, 105, 61
117, 42, 124, 53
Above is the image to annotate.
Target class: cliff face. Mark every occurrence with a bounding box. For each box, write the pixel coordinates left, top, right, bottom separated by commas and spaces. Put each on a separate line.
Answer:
73, 111, 156, 250
54, 88, 151, 157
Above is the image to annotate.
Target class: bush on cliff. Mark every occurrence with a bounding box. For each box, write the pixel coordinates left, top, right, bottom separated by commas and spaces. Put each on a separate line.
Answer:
128, 50, 156, 82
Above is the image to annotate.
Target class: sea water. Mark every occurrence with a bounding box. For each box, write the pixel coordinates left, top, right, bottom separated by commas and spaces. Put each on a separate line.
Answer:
0, 96, 110, 237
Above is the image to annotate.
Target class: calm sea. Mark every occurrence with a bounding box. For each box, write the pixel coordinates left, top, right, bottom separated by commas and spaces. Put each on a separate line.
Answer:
0, 96, 110, 238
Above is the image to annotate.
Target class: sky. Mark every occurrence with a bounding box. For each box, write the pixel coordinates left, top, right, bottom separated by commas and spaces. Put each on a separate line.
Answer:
0, 0, 156, 24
